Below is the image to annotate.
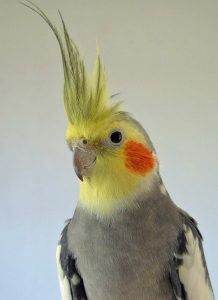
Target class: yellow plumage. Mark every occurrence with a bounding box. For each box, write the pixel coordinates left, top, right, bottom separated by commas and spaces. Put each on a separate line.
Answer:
21, 0, 121, 140
22, 1, 157, 217
78, 119, 157, 217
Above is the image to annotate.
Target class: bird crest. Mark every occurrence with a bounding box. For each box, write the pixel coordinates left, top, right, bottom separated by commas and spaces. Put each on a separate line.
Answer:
21, 1, 120, 130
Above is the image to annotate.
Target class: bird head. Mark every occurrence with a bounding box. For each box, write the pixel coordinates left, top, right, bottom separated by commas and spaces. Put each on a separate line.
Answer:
23, 2, 159, 217
67, 110, 158, 216
63, 45, 159, 216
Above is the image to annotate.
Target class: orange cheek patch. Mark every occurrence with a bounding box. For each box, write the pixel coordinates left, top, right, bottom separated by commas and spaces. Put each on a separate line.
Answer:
124, 141, 156, 175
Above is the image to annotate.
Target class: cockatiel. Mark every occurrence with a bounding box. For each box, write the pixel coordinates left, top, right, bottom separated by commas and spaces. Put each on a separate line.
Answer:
23, 2, 215, 300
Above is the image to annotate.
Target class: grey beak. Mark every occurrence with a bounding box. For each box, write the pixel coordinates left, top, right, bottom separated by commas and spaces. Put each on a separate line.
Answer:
73, 146, 96, 181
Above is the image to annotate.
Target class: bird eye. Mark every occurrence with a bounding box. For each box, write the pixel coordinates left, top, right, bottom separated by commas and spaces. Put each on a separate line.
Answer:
110, 131, 123, 144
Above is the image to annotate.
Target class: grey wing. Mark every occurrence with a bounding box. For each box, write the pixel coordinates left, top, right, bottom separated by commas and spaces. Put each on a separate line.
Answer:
170, 213, 214, 300
56, 221, 87, 300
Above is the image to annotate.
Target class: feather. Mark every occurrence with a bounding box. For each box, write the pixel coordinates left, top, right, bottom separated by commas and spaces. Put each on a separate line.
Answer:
56, 245, 73, 300
57, 222, 88, 300
171, 214, 214, 300
21, 0, 120, 131
178, 225, 214, 300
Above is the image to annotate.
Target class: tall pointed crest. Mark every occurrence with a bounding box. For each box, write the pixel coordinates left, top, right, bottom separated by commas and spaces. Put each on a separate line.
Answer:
22, 1, 120, 126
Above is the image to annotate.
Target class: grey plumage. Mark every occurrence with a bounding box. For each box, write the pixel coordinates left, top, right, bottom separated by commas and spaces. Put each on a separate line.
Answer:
57, 181, 214, 300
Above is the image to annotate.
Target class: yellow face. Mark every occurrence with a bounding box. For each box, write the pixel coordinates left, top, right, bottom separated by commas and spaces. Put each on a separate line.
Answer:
66, 114, 157, 217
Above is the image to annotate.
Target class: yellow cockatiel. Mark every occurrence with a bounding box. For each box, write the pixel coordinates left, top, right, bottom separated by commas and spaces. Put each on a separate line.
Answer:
23, 2, 214, 300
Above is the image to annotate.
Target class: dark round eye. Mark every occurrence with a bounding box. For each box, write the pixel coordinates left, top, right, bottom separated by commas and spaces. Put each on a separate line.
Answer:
110, 131, 123, 144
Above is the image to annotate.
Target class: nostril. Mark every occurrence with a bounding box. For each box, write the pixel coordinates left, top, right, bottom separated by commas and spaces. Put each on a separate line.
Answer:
82, 139, 88, 145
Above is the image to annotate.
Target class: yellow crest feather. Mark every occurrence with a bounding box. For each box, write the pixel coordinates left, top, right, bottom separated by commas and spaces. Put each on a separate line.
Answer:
22, 1, 120, 131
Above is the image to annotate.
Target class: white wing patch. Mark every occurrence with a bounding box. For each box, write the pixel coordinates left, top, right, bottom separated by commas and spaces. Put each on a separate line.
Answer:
178, 226, 214, 300
56, 245, 72, 300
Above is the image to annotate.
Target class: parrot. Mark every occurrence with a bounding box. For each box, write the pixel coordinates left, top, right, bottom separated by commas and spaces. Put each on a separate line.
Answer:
22, 1, 215, 299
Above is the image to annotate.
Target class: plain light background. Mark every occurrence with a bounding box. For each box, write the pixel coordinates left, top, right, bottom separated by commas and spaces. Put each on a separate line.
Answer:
0, 0, 217, 299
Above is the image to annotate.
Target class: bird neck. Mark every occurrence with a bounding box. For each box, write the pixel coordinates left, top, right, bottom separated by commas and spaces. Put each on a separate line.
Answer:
78, 170, 158, 218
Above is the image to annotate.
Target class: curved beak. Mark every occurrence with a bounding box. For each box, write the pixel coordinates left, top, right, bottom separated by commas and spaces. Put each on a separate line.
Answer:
73, 146, 96, 181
